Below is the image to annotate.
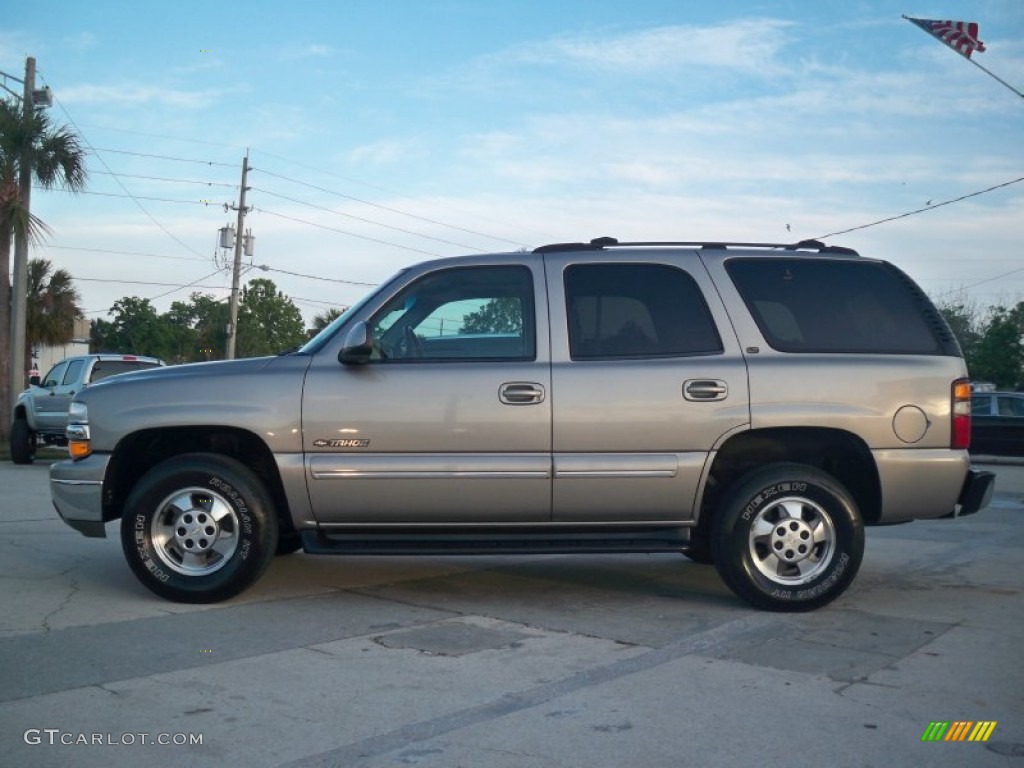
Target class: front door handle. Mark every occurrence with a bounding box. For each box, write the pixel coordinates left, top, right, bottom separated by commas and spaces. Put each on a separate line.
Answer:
683, 379, 728, 401
499, 382, 546, 405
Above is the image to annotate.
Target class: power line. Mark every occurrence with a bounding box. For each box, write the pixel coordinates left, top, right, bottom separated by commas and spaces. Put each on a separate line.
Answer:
74, 276, 226, 288
253, 206, 441, 257
42, 77, 210, 260
147, 269, 227, 301
81, 268, 229, 315
814, 175, 1024, 239
37, 187, 217, 206
250, 186, 481, 250
253, 167, 524, 247
89, 169, 238, 188
39, 244, 210, 263
256, 265, 378, 287
88, 146, 236, 167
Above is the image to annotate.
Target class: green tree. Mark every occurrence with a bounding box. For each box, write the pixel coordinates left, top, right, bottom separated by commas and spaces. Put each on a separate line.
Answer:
26, 258, 83, 371
104, 297, 174, 359
971, 307, 1024, 389
165, 293, 228, 362
936, 299, 981, 363
0, 97, 87, 438
308, 306, 346, 339
236, 278, 306, 357
461, 297, 522, 334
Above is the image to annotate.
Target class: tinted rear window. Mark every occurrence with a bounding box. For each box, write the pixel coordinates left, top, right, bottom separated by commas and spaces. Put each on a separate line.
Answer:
89, 360, 161, 382
565, 263, 722, 359
726, 258, 946, 354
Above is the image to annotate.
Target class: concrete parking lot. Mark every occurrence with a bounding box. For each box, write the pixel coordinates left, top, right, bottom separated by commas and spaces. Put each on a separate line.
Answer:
1, 458, 1021, 768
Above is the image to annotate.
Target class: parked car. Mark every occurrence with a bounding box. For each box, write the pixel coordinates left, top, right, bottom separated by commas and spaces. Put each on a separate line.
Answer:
10, 354, 165, 464
970, 391, 1024, 457
49, 238, 994, 611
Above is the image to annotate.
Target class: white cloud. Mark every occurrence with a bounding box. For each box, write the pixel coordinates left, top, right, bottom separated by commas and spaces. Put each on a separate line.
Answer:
514, 20, 797, 77
347, 139, 418, 166
279, 43, 337, 60
59, 82, 223, 109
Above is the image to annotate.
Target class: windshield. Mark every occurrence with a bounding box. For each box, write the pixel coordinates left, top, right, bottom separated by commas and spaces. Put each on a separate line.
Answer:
297, 270, 406, 354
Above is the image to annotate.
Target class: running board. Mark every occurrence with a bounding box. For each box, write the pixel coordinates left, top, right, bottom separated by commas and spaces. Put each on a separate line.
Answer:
300, 525, 689, 556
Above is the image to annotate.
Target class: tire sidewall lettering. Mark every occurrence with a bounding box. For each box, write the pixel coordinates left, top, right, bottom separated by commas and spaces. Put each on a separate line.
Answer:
741, 481, 807, 521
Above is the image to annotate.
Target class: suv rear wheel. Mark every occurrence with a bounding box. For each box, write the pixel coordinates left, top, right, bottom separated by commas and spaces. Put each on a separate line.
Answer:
120, 453, 278, 603
712, 463, 864, 611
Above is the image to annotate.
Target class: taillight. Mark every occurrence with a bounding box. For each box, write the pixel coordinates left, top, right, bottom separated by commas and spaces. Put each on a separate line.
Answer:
951, 378, 971, 449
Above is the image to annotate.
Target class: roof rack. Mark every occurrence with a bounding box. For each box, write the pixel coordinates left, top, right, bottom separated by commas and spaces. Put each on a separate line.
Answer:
533, 237, 859, 256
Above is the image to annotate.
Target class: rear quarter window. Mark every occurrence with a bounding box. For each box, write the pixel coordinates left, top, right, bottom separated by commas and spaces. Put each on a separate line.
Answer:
726, 258, 953, 354
89, 360, 162, 383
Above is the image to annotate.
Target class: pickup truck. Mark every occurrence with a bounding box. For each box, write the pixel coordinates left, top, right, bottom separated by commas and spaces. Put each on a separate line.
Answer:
49, 239, 994, 610
10, 354, 164, 464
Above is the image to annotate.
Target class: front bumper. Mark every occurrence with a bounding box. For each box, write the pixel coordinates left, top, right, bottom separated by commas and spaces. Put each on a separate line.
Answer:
956, 468, 996, 517
50, 453, 111, 538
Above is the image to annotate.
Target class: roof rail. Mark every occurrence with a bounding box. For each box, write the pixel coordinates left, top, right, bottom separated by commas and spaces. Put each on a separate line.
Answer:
533, 237, 859, 256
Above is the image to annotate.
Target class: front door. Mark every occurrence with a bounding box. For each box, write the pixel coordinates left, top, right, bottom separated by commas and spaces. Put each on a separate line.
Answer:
303, 263, 552, 524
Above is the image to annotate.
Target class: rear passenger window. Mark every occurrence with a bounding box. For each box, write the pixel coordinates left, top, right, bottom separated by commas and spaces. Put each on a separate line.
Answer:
727, 259, 944, 354
565, 264, 722, 359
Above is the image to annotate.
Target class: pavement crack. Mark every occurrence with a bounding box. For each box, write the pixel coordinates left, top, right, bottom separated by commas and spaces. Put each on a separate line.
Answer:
41, 578, 80, 632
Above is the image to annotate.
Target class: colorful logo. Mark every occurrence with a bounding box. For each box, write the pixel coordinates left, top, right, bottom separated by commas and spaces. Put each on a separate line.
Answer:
921, 721, 997, 742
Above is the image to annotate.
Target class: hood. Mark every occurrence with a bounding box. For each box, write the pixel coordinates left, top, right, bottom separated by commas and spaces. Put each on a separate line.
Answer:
86, 356, 279, 390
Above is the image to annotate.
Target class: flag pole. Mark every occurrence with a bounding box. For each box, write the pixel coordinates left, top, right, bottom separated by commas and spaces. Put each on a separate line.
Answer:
902, 14, 1024, 100
963, 56, 1024, 100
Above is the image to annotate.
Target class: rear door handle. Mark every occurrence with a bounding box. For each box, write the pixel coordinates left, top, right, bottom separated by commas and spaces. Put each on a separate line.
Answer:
683, 379, 728, 401
499, 382, 546, 405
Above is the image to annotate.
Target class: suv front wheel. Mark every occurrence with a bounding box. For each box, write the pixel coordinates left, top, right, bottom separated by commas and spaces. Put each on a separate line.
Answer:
120, 453, 278, 603
10, 418, 36, 465
712, 463, 864, 611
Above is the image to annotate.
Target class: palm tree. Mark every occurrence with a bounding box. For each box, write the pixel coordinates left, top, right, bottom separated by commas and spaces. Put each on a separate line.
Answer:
0, 98, 87, 441
26, 258, 83, 371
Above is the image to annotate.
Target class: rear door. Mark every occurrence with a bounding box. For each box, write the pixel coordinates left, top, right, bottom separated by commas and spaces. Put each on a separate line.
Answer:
544, 251, 749, 522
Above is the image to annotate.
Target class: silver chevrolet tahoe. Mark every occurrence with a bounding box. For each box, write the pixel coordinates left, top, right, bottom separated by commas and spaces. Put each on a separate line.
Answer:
49, 238, 995, 611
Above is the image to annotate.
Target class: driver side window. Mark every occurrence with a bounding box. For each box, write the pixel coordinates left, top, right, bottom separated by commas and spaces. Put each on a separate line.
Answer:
369, 265, 535, 362
42, 362, 69, 388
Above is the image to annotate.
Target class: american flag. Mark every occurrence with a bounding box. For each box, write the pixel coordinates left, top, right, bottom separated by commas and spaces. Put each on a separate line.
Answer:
904, 16, 987, 59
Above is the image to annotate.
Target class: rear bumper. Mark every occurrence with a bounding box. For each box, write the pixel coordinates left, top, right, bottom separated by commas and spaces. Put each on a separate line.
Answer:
956, 468, 995, 517
50, 453, 111, 538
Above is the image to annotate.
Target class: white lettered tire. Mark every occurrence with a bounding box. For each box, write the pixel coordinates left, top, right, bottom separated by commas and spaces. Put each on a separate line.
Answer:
120, 453, 278, 603
711, 463, 864, 611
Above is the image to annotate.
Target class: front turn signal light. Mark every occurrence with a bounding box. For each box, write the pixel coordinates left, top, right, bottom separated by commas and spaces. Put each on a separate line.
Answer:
66, 424, 91, 459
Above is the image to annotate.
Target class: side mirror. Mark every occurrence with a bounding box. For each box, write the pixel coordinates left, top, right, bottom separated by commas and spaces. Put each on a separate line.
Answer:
29, 375, 41, 387
338, 321, 374, 365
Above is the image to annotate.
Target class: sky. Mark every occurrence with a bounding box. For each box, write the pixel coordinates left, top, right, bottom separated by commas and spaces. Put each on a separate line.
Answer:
3, 0, 1023, 328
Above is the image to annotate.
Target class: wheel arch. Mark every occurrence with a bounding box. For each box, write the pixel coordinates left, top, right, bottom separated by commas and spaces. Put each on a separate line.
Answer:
103, 426, 295, 536
12, 401, 30, 423
700, 427, 881, 530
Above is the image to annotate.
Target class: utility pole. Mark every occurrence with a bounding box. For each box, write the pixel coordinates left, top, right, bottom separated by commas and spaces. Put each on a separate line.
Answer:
8, 57, 34, 398
225, 152, 250, 360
